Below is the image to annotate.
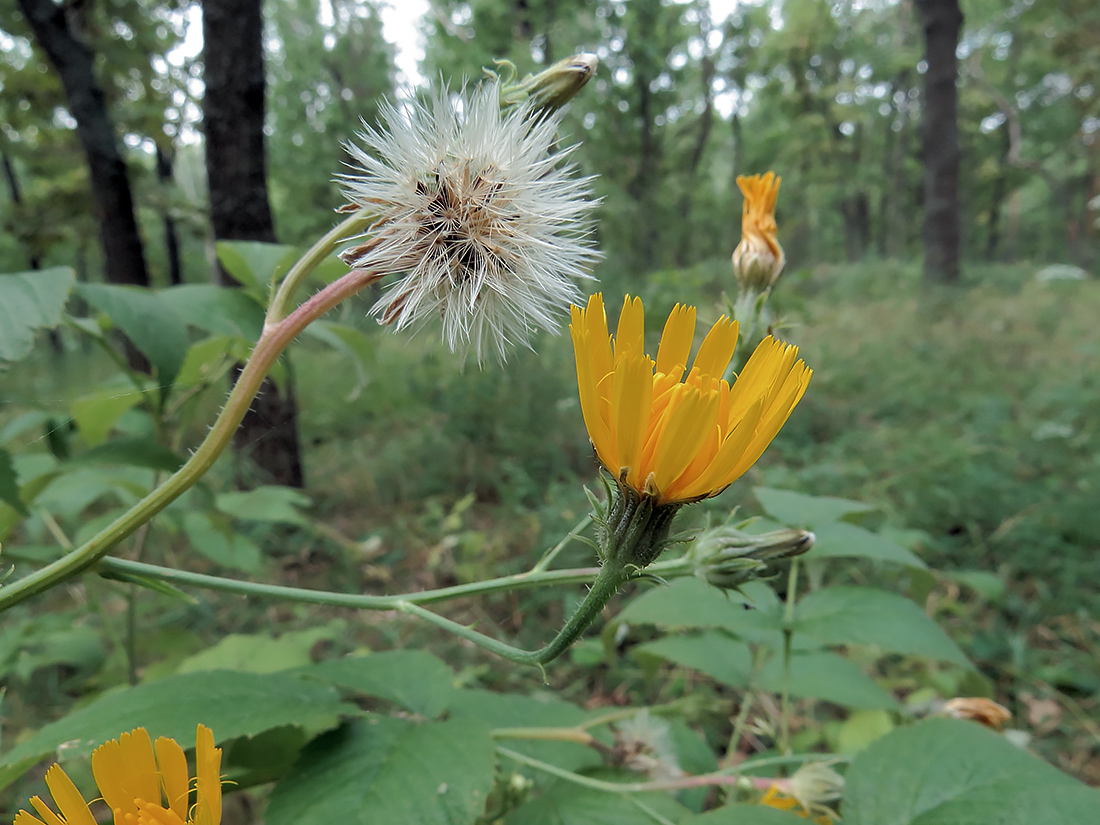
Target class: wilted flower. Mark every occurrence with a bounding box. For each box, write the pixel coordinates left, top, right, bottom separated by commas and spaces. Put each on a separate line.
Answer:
340, 82, 599, 362
15, 725, 222, 825
731, 172, 784, 291
571, 294, 811, 506
759, 784, 836, 824
943, 697, 1012, 731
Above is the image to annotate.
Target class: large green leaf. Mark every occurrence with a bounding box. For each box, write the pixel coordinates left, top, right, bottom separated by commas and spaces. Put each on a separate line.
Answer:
682, 805, 813, 824
303, 321, 376, 400
504, 775, 691, 825
164, 284, 264, 340
793, 587, 970, 667
0, 670, 355, 791
756, 651, 899, 710
843, 718, 1100, 825
176, 625, 347, 676
635, 630, 754, 688
614, 577, 750, 632
214, 241, 297, 303
70, 386, 144, 447
182, 511, 262, 573
74, 437, 185, 472
809, 521, 927, 568
0, 267, 75, 362
266, 716, 495, 825
754, 487, 875, 527
301, 651, 458, 719
77, 284, 190, 388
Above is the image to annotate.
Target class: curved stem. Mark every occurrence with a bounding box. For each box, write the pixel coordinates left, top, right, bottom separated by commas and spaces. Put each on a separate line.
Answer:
0, 268, 381, 613
98, 556, 602, 608
265, 210, 374, 326
778, 558, 800, 757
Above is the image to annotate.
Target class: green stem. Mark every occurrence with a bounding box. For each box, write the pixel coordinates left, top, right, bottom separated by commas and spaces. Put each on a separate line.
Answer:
778, 558, 800, 758
724, 688, 755, 766
0, 267, 382, 613
530, 515, 592, 573
98, 556, 601, 608
265, 210, 375, 326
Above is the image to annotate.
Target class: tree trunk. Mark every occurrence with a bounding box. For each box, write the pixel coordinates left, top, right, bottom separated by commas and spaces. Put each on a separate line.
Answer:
17, 0, 150, 290
203, 0, 305, 489
155, 144, 184, 286
916, 0, 963, 283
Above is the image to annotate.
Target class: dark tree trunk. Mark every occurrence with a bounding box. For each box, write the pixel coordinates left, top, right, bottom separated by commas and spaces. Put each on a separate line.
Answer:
17, 0, 150, 290
203, 0, 305, 489
916, 0, 963, 283
985, 125, 1011, 260
155, 144, 184, 286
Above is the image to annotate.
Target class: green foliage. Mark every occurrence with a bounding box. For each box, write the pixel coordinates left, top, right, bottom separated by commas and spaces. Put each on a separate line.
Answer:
0, 268, 76, 362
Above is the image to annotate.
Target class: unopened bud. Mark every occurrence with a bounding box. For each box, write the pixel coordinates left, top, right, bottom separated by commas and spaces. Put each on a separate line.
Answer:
689, 524, 814, 589
496, 53, 599, 116
732, 172, 785, 292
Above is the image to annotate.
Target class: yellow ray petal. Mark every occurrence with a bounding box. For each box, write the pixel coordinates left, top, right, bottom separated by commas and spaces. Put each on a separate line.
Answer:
14, 811, 47, 825
677, 396, 765, 499
689, 316, 738, 381
27, 797, 64, 825
92, 729, 158, 821
655, 304, 695, 375
612, 352, 654, 487
194, 725, 222, 825
42, 765, 96, 825
571, 309, 615, 468
649, 386, 720, 496
153, 737, 189, 821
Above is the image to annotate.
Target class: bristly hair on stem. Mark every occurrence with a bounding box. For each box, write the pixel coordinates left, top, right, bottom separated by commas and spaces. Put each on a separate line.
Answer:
339, 82, 600, 364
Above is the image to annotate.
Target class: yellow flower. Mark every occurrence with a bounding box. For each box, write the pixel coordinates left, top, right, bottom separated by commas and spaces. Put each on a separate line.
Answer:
15, 725, 222, 825
732, 172, 785, 291
760, 785, 835, 824
570, 294, 811, 506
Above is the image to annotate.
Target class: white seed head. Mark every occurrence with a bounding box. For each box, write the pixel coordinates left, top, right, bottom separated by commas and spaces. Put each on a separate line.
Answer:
339, 83, 599, 363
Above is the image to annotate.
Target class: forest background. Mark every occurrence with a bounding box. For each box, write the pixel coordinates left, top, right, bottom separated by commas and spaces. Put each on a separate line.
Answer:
0, 0, 1098, 821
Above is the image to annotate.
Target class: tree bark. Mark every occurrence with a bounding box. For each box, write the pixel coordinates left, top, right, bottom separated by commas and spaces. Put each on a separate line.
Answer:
16, 0, 150, 290
916, 0, 963, 283
203, 0, 305, 489
155, 144, 184, 286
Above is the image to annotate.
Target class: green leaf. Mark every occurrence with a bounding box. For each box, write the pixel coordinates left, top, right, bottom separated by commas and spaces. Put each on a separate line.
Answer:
303, 321, 376, 400
843, 718, 1100, 825
0, 669, 355, 791
215, 241, 296, 303
70, 385, 144, 447
0, 448, 26, 516
681, 805, 813, 824
176, 625, 347, 675
266, 717, 495, 825
614, 577, 750, 632
835, 709, 895, 754
0, 461, 60, 541
947, 570, 1006, 601
300, 651, 457, 719
77, 284, 191, 388
754, 487, 875, 527
809, 522, 927, 569
635, 630, 754, 688
182, 511, 263, 573
175, 335, 250, 388
0, 267, 76, 362
756, 651, 899, 710
793, 587, 971, 668
504, 775, 691, 825
74, 437, 184, 472
215, 485, 312, 527
164, 284, 264, 340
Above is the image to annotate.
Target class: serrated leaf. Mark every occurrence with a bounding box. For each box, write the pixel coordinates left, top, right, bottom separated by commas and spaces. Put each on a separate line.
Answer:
74, 437, 184, 472
0, 448, 26, 516
164, 284, 264, 340
0, 267, 76, 362
215, 241, 296, 303
301, 651, 457, 719
793, 587, 970, 667
843, 718, 1100, 825
70, 386, 144, 447
176, 625, 345, 675
615, 577, 750, 632
754, 487, 875, 527
635, 630, 754, 688
757, 651, 899, 710
681, 805, 813, 824
809, 522, 927, 568
182, 511, 262, 573
266, 717, 495, 825
77, 284, 190, 389
215, 485, 312, 527
0, 670, 355, 792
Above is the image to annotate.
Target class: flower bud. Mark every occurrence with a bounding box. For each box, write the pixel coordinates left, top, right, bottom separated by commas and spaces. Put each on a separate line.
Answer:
688, 523, 814, 589
498, 53, 599, 117
732, 172, 785, 292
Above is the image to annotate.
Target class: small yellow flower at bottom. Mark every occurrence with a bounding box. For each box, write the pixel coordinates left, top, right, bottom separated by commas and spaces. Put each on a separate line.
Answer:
14, 725, 222, 825
760, 785, 835, 824
570, 293, 811, 506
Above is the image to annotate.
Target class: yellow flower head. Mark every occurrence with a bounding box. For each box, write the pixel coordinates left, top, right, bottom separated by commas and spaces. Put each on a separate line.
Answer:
15, 725, 222, 825
760, 785, 835, 824
732, 172, 784, 291
570, 294, 811, 506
